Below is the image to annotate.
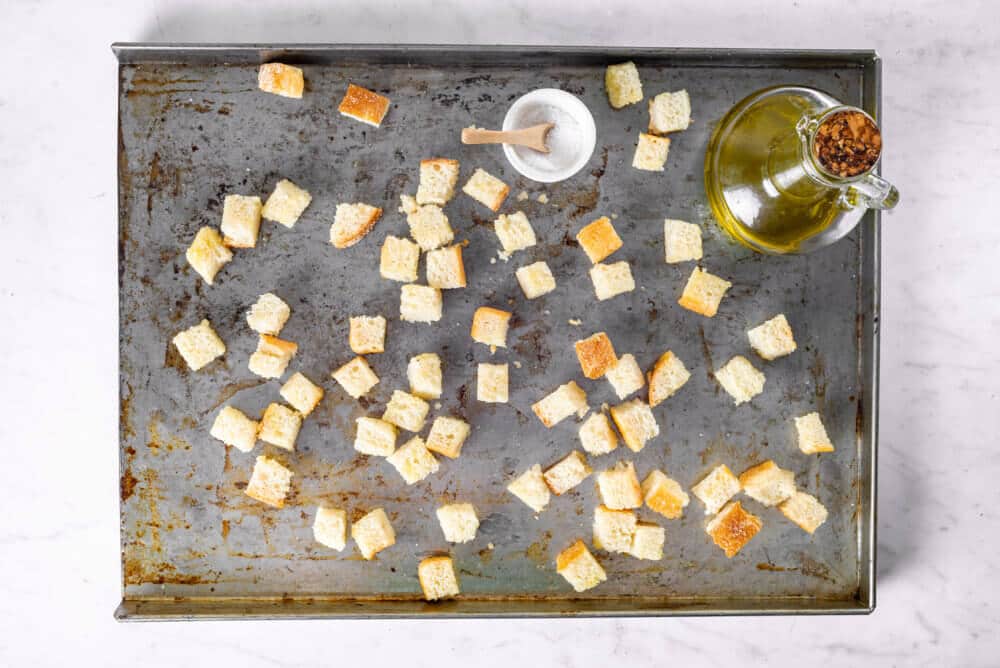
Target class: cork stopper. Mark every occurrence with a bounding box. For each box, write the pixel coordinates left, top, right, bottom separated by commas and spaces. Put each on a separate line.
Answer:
812, 110, 882, 178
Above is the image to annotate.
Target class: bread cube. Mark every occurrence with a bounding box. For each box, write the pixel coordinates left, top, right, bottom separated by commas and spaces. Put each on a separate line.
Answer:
258, 63, 304, 99
556, 540, 607, 592
462, 168, 509, 212
596, 461, 643, 509
516, 261, 557, 299
387, 436, 439, 484
417, 158, 460, 206
258, 403, 302, 451
794, 412, 835, 454
337, 83, 390, 127
507, 464, 550, 513
575, 332, 617, 379
609, 399, 658, 452
427, 245, 467, 289
220, 194, 262, 248
209, 405, 259, 453
477, 363, 509, 403
648, 90, 691, 135
426, 416, 471, 459
532, 381, 588, 428
400, 284, 443, 323
678, 267, 732, 317
648, 350, 691, 406
590, 261, 635, 301
641, 470, 689, 520
262, 178, 312, 228
407, 353, 442, 399
494, 211, 537, 255
706, 501, 762, 558
739, 460, 796, 507
354, 416, 397, 457
399, 196, 454, 251
185, 227, 232, 285
605, 61, 643, 109
351, 508, 396, 559
632, 133, 671, 171
418, 555, 460, 601
578, 412, 618, 456
576, 216, 623, 264
246, 292, 290, 336
592, 506, 637, 553
664, 219, 702, 263
330, 202, 382, 248
691, 464, 741, 515
332, 356, 379, 399
383, 390, 430, 432
380, 235, 420, 283
605, 354, 645, 400
629, 522, 666, 560
279, 372, 324, 416
747, 313, 797, 361
470, 306, 512, 347
172, 319, 225, 371
313, 506, 347, 551
715, 355, 766, 405
248, 334, 298, 379
543, 450, 592, 495
349, 315, 386, 355
436, 503, 479, 543
244, 455, 293, 508
779, 491, 829, 534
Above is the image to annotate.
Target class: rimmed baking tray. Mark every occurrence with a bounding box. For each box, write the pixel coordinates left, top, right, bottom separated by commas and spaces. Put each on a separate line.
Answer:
114, 44, 878, 619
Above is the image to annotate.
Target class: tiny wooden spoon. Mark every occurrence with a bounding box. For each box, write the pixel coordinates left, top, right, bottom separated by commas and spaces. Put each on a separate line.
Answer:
462, 123, 554, 153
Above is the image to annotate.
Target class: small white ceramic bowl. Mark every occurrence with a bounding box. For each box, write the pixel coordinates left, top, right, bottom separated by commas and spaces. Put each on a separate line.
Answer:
502, 89, 597, 183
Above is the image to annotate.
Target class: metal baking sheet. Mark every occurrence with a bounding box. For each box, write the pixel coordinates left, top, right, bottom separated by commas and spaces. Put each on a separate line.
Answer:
114, 45, 878, 619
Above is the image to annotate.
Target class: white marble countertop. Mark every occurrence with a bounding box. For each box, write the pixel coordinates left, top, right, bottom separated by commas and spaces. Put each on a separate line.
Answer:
1, 0, 997, 665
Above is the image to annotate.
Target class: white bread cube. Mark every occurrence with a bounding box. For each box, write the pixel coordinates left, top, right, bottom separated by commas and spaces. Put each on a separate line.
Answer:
248, 334, 298, 379
629, 522, 666, 560
262, 178, 312, 228
543, 450, 592, 495
387, 436, 439, 484
664, 219, 703, 263
648, 90, 691, 135
575, 331, 617, 379
609, 399, 658, 452
576, 216, 623, 264
532, 381, 588, 428
597, 461, 643, 509
350, 315, 386, 354
739, 462, 796, 509
748, 313, 797, 360
477, 363, 509, 403
280, 372, 324, 416
632, 133, 671, 171
258, 63, 303, 98
258, 403, 302, 451
354, 416, 397, 457
172, 319, 225, 371
494, 211, 537, 255
332, 356, 379, 399
407, 353, 442, 399
220, 194, 262, 248
426, 245, 467, 289
337, 83, 390, 127
679, 267, 731, 317
351, 508, 396, 559
590, 261, 635, 301
380, 235, 420, 283
210, 406, 259, 453
516, 261, 556, 299
641, 470, 689, 520
692, 464, 741, 515
795, 412, 835, 454
605, 354, 645, 400
436, 503, 479, 543
246, 292, 290, 336
578, 412, 618, 456
605, 62, 643, 109
556, 540, 607, 592
715, 356, 766, 405
592, 505, 637, 553
426, 416, 471, 459
383, 390, 430, 432
706, 501, 762, 558
471, 306, 512, 347
399, 196, 454, 251
313, 506, 347, 550
779, 491, 829, 534
244, 455, 293, 508
648, 350, 691, 406
185, 227, 232, 285
462, 168, 509, 212
418, 555, 460, 601
507, 464, 550, 513
417, 158, 460, 205
400, 284, 443, 323
330, 202, 382, 248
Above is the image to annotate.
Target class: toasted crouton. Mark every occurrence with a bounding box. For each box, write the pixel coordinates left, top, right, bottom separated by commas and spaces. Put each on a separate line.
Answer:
209, 405, 259, 453
632, 133, 671, 171
578, 412, 618, 456
351, 508, 395, 559
576, 216, 623, 264
605, 354, 645, 400
386, 436, 439, 484
739, 460, 796, 506
185, 227, 232, 285
349, 315, 387, 354
470, 306, 512, 347
748, 313, 797, 360
575, 332, 617, 379
248, 334, 298, 379
597, 461, 643, 510
332, 356, 379, 399
543, 451, 592, 495
258, 403, 302, 451
629, 522, 666, 560
417, 158, 460, 205
337, 83, 390, 127
399, 196, 454, 251
516, 261, 557, 299
609, 399, 658, 452
262, 179, 312, 228
692, 464, 741, 515
280, 372, 324, 416
648, 350, 691, 406
407, 353, 442, 399
400, 284, 443, 323
589, 261, 635, 301
383, 390, 430, 432
354, 416, 397, 457
494, 211, 537, 255
795, 412, 835, 454
477, 363, 509, 403
641, 470, 689, 519
436, 503, 479, 543
258, 63, 304, 99
462, 168, 509, 212
678, 267, 731, 317
663, 219, 703, 263
418, 555, 460, 600
532, 382, 589, 428
246, 293, 290, 336
592, 506, 637, 553
427, 245, 467, 289
244, 455, 293, 508
172, 319, 226, 371
648, 90, 692, 135
426, 416, 472, 459
779, 491, 829, 534
556, 540, 607, 592
380, 235, 420, 283
220, 194, 262, 248
330, 202, 382, 248
507, 464, 550, 513
715, 356, 766, 405
706, 501, 762, 558
605, 62, 643, 109
313, 506, 347, 551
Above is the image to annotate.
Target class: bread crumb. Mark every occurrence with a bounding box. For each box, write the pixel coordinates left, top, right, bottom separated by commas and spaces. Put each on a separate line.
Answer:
434, 402, 442, 410
490, 345, 497, 355
513, 360, 522, 369
517, 190, 530, 201
568, 318, 582, 326
536, 193, 549, 203
611, 213, 619, 219
487, 542, 494, 550
490, 257, 497, 264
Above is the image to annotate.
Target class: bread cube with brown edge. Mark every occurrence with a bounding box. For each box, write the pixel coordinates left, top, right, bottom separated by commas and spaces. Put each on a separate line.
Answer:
382, 390, 430, 432
210, 405, 259, 453
575, 332, 617, 379
794, 412, 835, 454
556, 540, 607, 592
220, 194, 262, 248
248, 334, 298, 379
629, 522, 666, 560
426, 416, 471, 459
246, 292, 290, 336
739, 460, 796, 507
648, 90, 692, 135
258, 63, 304, 99
648, 350, 691, 406
532, 381, 589, 428
592, 506, 637, 553
427, 245, 467, 289
337, 83, 390, 127
172, 319, 225, 371
330, 202, 382, 248
185, 227, 232, 285
380, 235, 420, 283
332, 356, 379, 399
349, 315, 386, 354
279, 372, 324, 416
262, 179, 312, 228
477, 363, 509, 403
596, 460, 643, 510
576, 216, 623, 264
543, 450, 592, 495
632, 133, 671, 171
748, 313, 797, 361
407, 353, 442, 399
351, 508, 396, 559
244, 455, 293, 508
609, 399, 659, 452
515, 261, 556, 299
715, 356, 766, 405
400, 284, 443, 323
494, 211, 537, 256
462, 168, 509, 212
641, 470, 689, 520
578, 412, 618, 456
436, 503, 479, 543
605, 354, 645, 400
590, 261, 635, 301
605, 61, 643, 109
470, 306, 511, 347
313, 506, 347, 551
353, 416, 397, 457
706, 501, 762, 558
779, 491, 829, 534
386, 436, 439, 484
399, 196, 454, 251
417, 158, 460, 206
678, 267, 732, 317
507, 464, 550, 513
419, 555, 460, 601
258, 403, 302, 451
691, 464, 741, 515
663, 219, 702, 263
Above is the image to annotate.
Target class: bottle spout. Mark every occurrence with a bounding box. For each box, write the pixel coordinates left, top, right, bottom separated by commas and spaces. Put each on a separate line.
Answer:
849, 173, 900, 210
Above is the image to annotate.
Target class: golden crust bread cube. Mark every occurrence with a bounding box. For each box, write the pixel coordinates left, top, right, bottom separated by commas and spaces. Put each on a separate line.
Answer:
258, 403, 302, 451
220, 194, 262, 248
589, 261, 635, 301
641, 470, 689, 520
739, 460, 796, 507
477, 363, 509, 403
246, 292, 290, 336
532, 381, 589, 428
507, 464, 550, 513
426, 416, 471, 459
795, 412, 835, 454
629, 522, 666, 560
436, 503, 479, 543
258, 63, 304, 99
280, 372, 324, 416
605, 354, 645, 400
353, 416, 397, 457
399, 197, 454, 251
185, 226, 232, 285
715, 355, 766, 405
578, 412, 618, 456
248, 334, 298, 379
609, 399, 658, 452
417, 158, 460, 206
543, 450, 592, 495
748, 313, 797, 360
516, 261, 557, 299
400, 284, 443, 323
576, 216, 623, 264
262, 179, 312, 228
172, 319, 225, 371
462, 168, 509, 212
209, 405, 259, 453
330, 202, 382, 248
471, 306, 511, 347
663, 219, 703, 263
648, 350, 691, 406
678, 267, 731, 317
779, 491, 828, 534
592, 506, 637, 553
426, 245, 467, 289
245, 455, 293, 508
596, 461, 642, 509
494, 211, 537, 255
380, 235, 421, 283
313, 506, 347, 551
632, 132, 671, 171
383, 390, 430, 432
332, 356, 379, 399
349, 315, 386, 355
648, 89, 691, 135
387, 436, 439, 484
351, 508, 396, 559
605, 61, 643, 109
691, 464, 741, 515
418, 555, 460, 601
337, 83, 390, 127
556, 540, 607, 592
407, 353, 442, 400
706, 501, 762, 558
575, 331, 617, 379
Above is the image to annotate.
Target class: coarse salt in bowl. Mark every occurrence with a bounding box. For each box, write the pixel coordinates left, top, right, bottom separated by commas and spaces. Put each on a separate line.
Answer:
502, 89, 597, 183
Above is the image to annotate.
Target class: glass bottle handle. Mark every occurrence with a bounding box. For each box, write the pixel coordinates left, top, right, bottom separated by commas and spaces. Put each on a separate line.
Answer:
848, 173, 900, 210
